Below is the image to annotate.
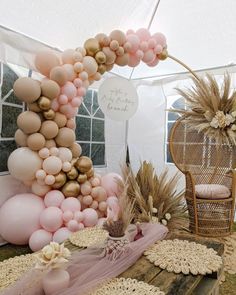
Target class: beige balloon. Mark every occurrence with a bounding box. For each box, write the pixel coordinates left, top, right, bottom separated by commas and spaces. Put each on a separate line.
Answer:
50, 66, 67, 86
27, 102, 41, 113
35, 50, 61, 77
15, 129, 28, 146
54, 112, 67, 128
70, 142, 82, 158
45, 139, 56, 149
55, 127, 75, 147
17, 111, 41, 134
41, 80, 60, 100
40, 120, 59, 139
27, 133, 46, 151
13, 77, 41, 103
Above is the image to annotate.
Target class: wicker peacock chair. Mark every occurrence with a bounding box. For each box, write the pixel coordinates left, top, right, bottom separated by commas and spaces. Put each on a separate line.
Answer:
169, 118, 236, 237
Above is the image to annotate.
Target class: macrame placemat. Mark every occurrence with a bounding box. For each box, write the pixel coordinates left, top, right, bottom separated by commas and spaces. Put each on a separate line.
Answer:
144, 239, 222, 275
0, 253, 36, 290
89, 277, 165, 295
69, 227, 109, 248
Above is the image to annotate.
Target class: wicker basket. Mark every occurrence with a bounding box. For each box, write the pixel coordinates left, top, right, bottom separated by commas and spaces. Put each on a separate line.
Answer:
169, 118, 236, 237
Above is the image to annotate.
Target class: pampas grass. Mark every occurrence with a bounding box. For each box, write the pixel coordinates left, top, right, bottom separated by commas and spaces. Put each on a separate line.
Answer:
122, 161, 187, 231
171, 73, 236, 145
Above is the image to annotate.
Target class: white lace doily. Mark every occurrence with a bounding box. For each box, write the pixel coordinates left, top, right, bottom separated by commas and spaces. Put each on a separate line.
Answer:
69, 227, 109, 248
144, 239, 222, 275
89, 278, 165, 295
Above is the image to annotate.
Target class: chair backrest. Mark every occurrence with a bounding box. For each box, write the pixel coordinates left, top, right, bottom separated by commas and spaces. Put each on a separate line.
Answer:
169, 118, 236, 186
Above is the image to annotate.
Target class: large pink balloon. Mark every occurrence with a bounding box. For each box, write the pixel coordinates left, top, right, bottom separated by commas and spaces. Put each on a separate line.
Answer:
29, 229, 52, 252
40, 207, 63, 232
61, 197, 81, 212
53, 227, 72, 243
83, 208, 98, 227
8, 147, 42, 181
0, 194, 45, 245
44, 190, 65, 207
101, 173, 123, 197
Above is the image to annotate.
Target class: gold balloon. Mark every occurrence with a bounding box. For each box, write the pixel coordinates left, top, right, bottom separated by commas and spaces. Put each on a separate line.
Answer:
37, 96, 51, 111
84, 38, 100, 56
158, 49, 168, 60
67, 167, 79, 180
52, 172, 67, 189
86, 168, 94, 178
95, 51, 106, 64
43, 109, 55, 120
76, 156, 93, 173
77, 173, 87, 184
62, 181, 80, 198
97, 64, 106, 74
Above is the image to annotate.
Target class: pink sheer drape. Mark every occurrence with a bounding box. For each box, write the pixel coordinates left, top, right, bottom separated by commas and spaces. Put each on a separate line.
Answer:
1, 223, 168, 295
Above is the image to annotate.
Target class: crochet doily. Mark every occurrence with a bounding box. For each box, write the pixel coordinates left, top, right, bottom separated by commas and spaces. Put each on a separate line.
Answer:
89, 278, 165, 295
69, 227, 109, 248
144, 239, 222, 275
0, 253, 37, 290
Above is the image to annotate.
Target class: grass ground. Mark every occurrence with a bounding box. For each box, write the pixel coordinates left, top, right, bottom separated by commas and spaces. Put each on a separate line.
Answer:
0, 224, 236, 294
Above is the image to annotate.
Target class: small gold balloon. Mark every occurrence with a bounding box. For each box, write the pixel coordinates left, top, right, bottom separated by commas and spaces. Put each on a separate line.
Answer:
43, 109, 55, 120
37, 96, 51, 111
62, 181, 80, 198
158, 49, 168, 60
97, 64, 107, 74
77, 173, 87, 184
52, 172, 67, 189
76, 156, 93, 173
95, 51, 106, 64
27, 102, 41, 112
67, 167, 79, 180
84, 38, 100, 56
86, 168, 94, 178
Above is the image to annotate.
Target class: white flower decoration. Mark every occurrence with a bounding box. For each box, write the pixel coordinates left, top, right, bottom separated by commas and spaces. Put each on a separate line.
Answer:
35, 242, 71, 270
165, 213, 171, 220
231, 111, 236, 118
210, 111, 235, 129
231, 124, 236, 131
161, 219, 167, 226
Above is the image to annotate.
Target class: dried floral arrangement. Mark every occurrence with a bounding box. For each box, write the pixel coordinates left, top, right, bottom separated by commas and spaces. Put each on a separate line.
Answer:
103, 188, 134, 237
171, 73, 236, 145
121, 161, 187, 231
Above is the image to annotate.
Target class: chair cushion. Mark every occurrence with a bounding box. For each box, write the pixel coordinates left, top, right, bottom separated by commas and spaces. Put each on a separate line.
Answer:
195, 184, 231, 199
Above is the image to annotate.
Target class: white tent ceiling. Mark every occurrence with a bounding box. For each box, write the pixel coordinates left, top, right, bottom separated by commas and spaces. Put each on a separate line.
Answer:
0, 0, 235, 79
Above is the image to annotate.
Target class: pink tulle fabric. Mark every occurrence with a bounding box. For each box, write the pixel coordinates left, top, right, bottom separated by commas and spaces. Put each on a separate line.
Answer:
1, 223, 167, 295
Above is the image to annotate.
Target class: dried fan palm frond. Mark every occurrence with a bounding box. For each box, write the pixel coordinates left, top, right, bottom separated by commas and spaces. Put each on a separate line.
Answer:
121, 161, 187, 231
170, 73, 236, 145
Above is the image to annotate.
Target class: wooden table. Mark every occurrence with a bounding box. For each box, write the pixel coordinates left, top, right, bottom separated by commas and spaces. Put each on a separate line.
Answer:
65, 235, 224, 295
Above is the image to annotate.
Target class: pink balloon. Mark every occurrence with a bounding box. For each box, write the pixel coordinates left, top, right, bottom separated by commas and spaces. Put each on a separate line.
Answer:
101, 173, 123, 197
43, 156, 62, 175
62, 161, 72, 172
147, 57, 159, 67
81, 181, 92, 195
44, 190, 65, 207
140, 41, 149, 52
83, 208, 98, 227
73, 78, 82, 88
51, 99, 60, 111
97, 217, 107, 227
136, 28, 151, 41
29, 229, 52, 252
36, 169, 46, 180
78, 223, 84, 230
79, 71, 88, 81
90, 177, 101, 187
128, 54, 140, 67
58, 147, 72, 162
61, 81, 77, 100
98, 201, 107, 212
152, 33, 167, 47
71, 97, 82, 107
135, 50, 144, 59
62, 64, 77, 81
126, 34, 140, 53
40, 207, 63, 232
154, 44, 163, 54
63, 210, 74, 222
58, 94, 68, 105
45, 175, 55, 185
50, 147, 59, 156
74, 211, 84, 222
53, 227, 72, 243
66, 119, 76, 129
126, 29, 135, 35
82, 195, 93, 206
0, 194, 45, 245
106, 196, 119, 207
61, 197, 81, 212
142, 49, 155, 63
67, 219, 80, 232
90, 200, 98, 210
148, 38, 157, 49
77, 87, 86, 97
38, 148, 50, 159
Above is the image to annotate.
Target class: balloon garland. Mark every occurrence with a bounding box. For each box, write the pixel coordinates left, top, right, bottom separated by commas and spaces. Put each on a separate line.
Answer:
0, 28, 167, 251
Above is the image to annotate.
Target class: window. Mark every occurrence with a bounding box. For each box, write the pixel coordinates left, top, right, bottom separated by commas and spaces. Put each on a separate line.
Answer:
165, 96, 185, 164
75, 89, 106, 167
0, 63, 27, 175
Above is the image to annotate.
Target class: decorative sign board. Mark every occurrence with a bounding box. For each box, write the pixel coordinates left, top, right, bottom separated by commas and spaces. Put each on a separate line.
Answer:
98, 77, 138, 121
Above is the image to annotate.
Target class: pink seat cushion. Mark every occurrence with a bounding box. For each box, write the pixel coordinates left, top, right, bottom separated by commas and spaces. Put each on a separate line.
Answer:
195, 184, 231, 199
